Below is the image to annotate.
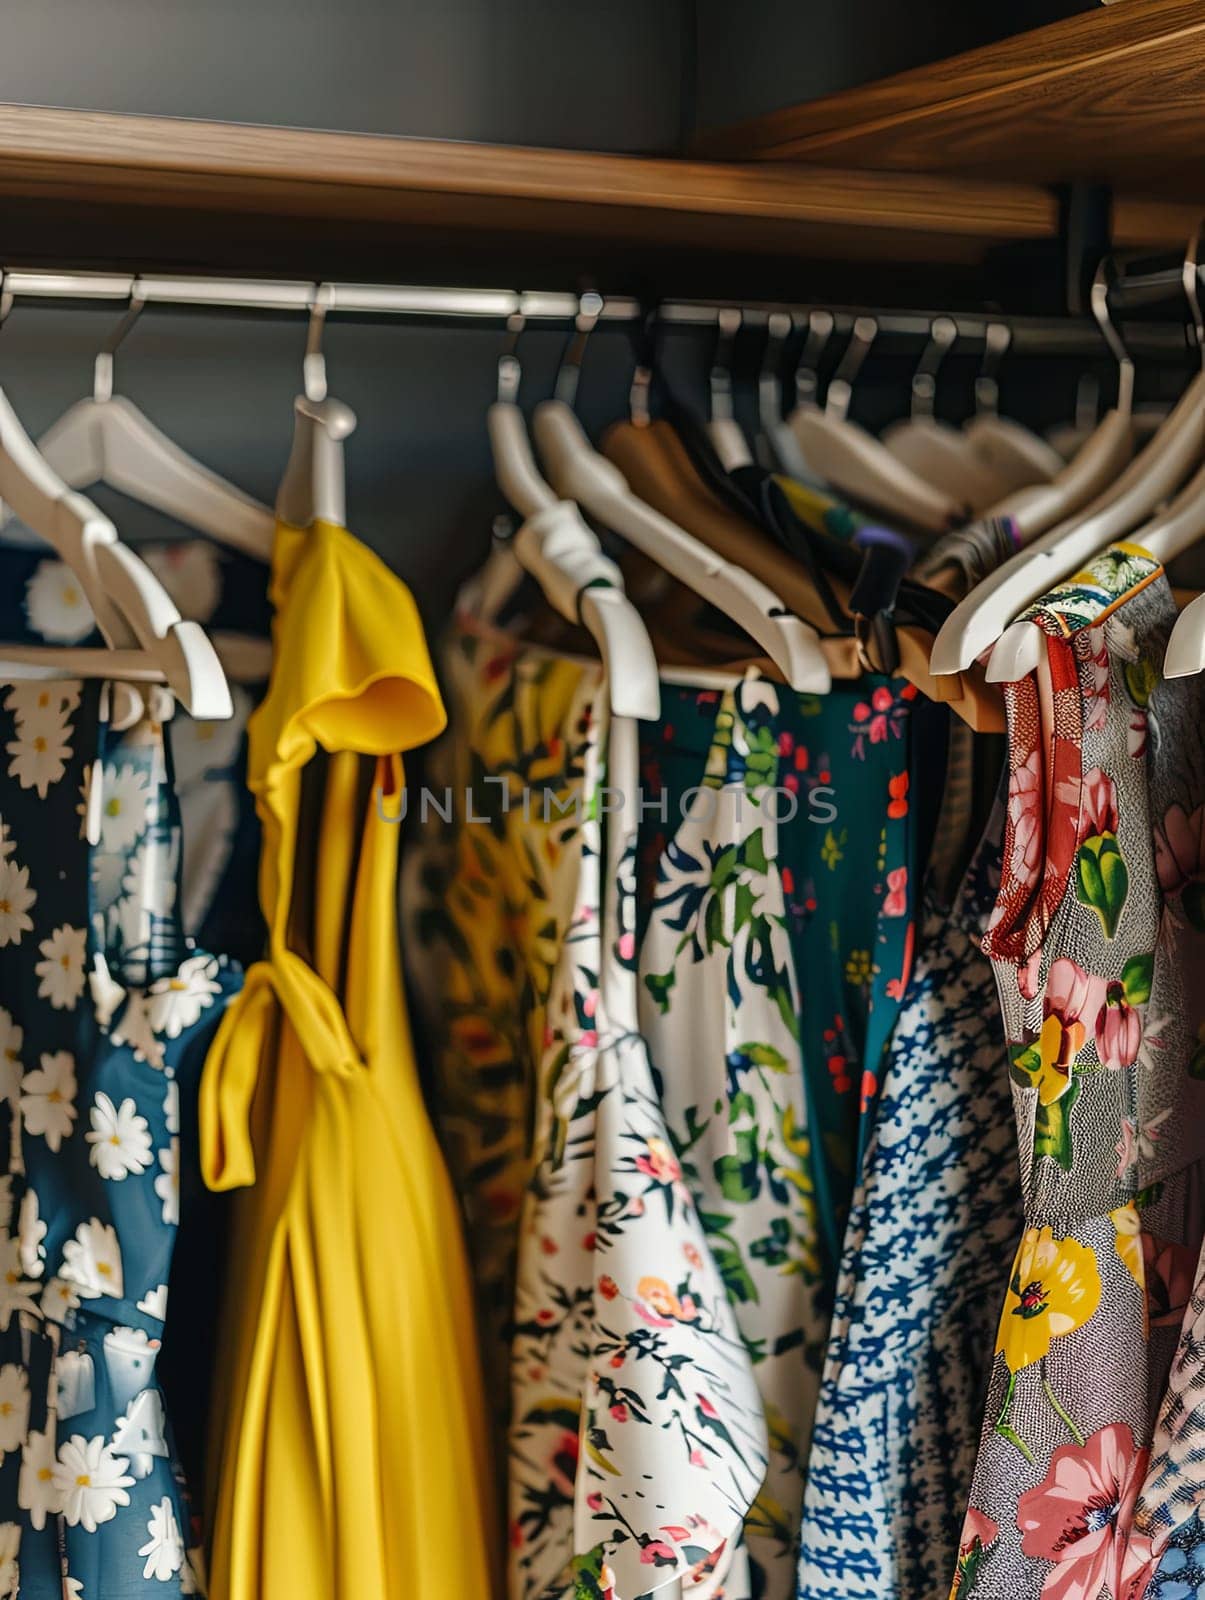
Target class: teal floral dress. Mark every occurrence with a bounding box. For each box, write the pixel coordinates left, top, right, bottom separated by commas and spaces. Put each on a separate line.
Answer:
0, 679, 241, 1597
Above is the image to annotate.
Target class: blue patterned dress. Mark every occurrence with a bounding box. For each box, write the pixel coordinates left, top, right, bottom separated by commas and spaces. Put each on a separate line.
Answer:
794, 806, 1020, 1598
0, 678, 240, 1596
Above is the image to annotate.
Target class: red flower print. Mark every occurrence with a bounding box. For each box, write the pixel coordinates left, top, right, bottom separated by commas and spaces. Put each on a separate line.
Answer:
683, 1242, 703, 1269
853, 701, 871, 723
794, 746, 808, 771
610, 1403, 629, 1423
578, 1030, 599, 1049
887, 772, 909, 820
1017, 1422, 1155, 1600
697, 1394, 718, 1419
548, 1430, 580, 1498
586, 1492, 605, 1513
635, 1138, 682, 1184
540, 1236, 559, 1255
1094, 982, 1142, 1072
872, 685, 893, 713
883, 866, 908, 917
1007, 746, 1044, 895
1079, 767, 1120, 844
689, 1449, 705, 1468
510, 1521, 524, 1549
1018, 948, 1043, 1001
860, 1069, 877, 1114
536, 1308, 555, 1325
617, 931, 635, 962
1143, 1232, 1196, 1327
900, 681, 918, 700
598, 1275, 619, 1300
778, 730, 795, 756
1155, 802, 1205, 909
582, 1232, 597, 1251
609, 1354, 624, 1368
639, 1541, 677, 1566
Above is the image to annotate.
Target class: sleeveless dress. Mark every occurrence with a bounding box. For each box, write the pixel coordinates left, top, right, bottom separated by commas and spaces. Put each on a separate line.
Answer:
0, 677, 241, 1597
950, 544, 1205, 1600
197, 519, 495, 1600
0, 539, 272, 967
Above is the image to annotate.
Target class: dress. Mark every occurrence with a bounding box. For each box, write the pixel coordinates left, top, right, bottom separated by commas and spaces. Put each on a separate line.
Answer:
0, 538, 271, 966
507, 683, 767, 1600
795, 805, 1019, 1600
0, 677, 241, 1597
950, 543, 1205, 1600
633, 671, 930, 1598
197, 519, 495, 1600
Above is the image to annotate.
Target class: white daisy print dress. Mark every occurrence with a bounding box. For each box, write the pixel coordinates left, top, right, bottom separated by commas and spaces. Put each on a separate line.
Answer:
0, 678, 240, 1597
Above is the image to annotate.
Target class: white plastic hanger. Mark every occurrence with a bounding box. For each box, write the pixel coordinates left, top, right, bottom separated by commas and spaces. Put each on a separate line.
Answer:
476, 313, 660, 720
276, 285, 357, 530
977, 279, 1138, 543
0, 290, 275, 561
790, 316, 968, 533
0, 290, 231, 717
708, 308, 754, 472
964, 323, 1065, 491
757, 310, 823, 484
882, 317, 1016, 510
533, 295, 830, 694
943, 243, 1205, 681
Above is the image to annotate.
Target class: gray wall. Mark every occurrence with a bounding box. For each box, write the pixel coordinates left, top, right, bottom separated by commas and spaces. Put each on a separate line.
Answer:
0, 1, 1101, 627
0, 0, 688, 153
691, 0, 1098, 134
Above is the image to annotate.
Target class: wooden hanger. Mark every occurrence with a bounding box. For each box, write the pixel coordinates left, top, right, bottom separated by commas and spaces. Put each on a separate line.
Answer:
604, 416, 1004, 731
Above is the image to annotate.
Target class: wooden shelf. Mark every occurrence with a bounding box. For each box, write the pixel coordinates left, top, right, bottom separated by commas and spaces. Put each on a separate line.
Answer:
0, 98, 1195, 297
692, 0, 1205, 204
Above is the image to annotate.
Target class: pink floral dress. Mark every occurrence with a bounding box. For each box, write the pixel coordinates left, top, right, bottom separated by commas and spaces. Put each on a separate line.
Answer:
950, 544, 1205, 1600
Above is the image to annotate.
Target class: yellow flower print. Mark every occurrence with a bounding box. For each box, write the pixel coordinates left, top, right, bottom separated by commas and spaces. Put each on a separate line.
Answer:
1035, 1013, 1086, 1106
844, 949, 872, 986
996, 1227, 1102, 1372
1111, 1203, 1145, 1295
820, 827, 846, 871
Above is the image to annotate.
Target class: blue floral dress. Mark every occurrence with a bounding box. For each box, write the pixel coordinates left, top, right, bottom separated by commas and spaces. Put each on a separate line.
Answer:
0, 678, 240, 1597
0, 540, 270, 967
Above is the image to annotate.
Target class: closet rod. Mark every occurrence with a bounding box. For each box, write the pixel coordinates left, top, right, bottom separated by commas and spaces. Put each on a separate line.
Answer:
0, 269, 1192, 361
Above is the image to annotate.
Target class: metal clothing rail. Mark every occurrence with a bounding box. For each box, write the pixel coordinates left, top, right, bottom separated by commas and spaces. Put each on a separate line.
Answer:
0, 268, 1195, 361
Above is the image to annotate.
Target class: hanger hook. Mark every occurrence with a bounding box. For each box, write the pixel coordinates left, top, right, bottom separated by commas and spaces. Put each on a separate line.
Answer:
629, 305, 659, 428
1090, 257, 1135, 412
498, 310, 525, 405
93, 285, 147, 404
709, 307, 742, 423
793, 308, 834, 411
1183, 220, 1205, 371
975, 321, 1012, 416
826, 314, 876, 422
756, 311, 792, 427
909, 314, 957, 421
303, 283, 336, 404
554, 290, 604, 409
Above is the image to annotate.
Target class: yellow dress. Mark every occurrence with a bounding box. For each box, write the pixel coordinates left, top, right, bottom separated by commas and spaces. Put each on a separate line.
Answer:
199, 519, 496, 1600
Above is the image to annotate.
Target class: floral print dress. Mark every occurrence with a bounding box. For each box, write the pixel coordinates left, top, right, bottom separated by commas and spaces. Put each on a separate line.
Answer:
950, 543, 1205, 1600
0, 540, 272, 968
0, 678, 241, 1597
508, 686, 768, 1600
632, 671, 931, 1598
